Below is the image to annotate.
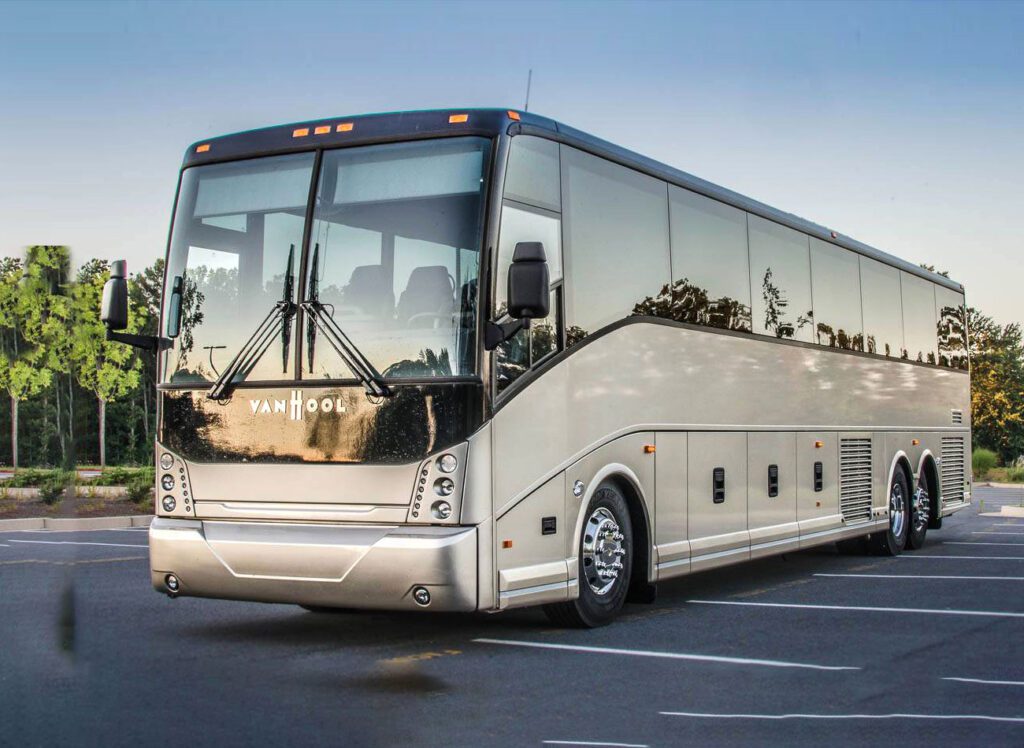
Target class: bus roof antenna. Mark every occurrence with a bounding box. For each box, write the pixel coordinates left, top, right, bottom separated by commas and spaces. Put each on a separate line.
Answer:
524, 69, 532, 112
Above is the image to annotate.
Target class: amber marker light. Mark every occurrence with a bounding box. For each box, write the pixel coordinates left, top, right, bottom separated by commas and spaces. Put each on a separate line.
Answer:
815, 440, 824, 449
507, 110, 521, 121
448, 113, 469, 123
644, 444, 656, 454
292, 128, 310, 138
336, 122, 354, 132
314, 125, 331, 135
912, 439, 920, 446
195, 143, 210, 153
502, 540, 513, 549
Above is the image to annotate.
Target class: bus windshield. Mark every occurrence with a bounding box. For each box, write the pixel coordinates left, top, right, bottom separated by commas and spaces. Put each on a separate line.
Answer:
161, 137, 490, 385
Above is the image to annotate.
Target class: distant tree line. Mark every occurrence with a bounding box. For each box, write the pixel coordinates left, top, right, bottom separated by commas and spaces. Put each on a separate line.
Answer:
0, 247, 1020, 468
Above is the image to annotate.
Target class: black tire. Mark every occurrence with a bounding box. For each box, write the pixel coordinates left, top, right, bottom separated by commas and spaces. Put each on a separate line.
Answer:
544, 483, 633, 628
906, 469, 931, 550
870, 469, 910, 556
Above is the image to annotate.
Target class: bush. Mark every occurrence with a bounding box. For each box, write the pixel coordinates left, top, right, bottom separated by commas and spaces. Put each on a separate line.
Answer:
125, 474, 154, 506
1007, 466, 1024, 484
5, 468, 61, 488
90, 466, 155, 486
973, 448, 998, 480
39, 472, 74, 505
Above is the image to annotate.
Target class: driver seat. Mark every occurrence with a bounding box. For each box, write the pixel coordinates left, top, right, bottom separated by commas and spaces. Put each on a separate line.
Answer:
396, 266, 455, 327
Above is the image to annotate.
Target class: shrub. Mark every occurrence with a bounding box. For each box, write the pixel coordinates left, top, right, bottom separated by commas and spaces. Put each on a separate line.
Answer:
90, 466, 155, 486
125, 474, 154, 506
6, 468, 61, 488
39, 472, 73, 505
1007, 466, 1024, 484
972, 448, 998, 480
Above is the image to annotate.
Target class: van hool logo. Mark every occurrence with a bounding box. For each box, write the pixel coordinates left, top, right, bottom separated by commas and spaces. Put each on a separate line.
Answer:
249, 391, 347, 420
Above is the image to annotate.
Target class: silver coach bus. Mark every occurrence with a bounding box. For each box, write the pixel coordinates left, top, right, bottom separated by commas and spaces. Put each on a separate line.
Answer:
101, 109, 971, 627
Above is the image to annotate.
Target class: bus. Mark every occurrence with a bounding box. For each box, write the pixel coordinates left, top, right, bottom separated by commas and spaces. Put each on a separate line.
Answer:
101, 108, 971, 627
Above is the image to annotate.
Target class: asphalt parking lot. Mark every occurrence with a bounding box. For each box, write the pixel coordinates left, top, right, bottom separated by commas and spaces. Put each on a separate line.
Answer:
2, 485, 1023, 747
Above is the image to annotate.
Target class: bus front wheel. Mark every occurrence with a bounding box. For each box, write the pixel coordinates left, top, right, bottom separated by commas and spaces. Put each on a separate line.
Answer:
544, 483, 633, 628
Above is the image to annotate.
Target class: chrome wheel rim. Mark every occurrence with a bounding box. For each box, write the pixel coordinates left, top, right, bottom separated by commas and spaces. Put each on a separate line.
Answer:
912, 483, 930, 534
581, 506, 625, 596
890, 481, 907, 538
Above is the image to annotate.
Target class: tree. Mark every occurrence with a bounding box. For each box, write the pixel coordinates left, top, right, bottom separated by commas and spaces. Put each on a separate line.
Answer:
0, 256, 53, 468
70, 259, 143, 467
968, 307, 1024, 463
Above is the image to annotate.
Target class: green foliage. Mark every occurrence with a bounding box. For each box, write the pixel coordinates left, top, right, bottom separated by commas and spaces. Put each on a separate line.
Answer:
89, 466, 155, 486
125, 473, 154, 505
1007, 467, 1024, 483
969, 308, 1024, 464
972, 448, 998, 479
39, 471, 73, 505
5, 468, 60, 487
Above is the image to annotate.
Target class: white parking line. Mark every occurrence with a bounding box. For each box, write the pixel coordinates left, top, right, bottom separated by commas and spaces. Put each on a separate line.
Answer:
686, 600, 1024, 619
943, 677, 1024, 687
815, 573, 1024, 581
945, 542, 1024, 547
7, 540, 148, 549
543, 742, 649, 747
473, 638, 858, 671
660, 712, 1024, 723
898, 554, 1024, 561
974, 532, 1024, 536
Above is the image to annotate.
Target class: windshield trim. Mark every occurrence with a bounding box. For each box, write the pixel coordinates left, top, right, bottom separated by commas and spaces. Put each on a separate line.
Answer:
160, 135, 497, 390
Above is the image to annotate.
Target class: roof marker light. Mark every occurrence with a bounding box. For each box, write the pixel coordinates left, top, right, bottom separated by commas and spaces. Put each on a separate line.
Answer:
314, 125, 331, 135
195, 144, 210, 153
448, 113, 469, 124
292, 128, 310, 138
336, 122, 354, 132
507, 110, 521, 121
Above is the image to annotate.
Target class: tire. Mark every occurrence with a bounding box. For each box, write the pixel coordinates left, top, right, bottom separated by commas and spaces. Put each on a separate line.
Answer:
544, 483, 633, 628
906, 469, 931, 550
870, 469, 910, 556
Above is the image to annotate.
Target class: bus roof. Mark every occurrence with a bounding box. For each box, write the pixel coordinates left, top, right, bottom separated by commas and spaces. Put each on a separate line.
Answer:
183, 107, 963, 292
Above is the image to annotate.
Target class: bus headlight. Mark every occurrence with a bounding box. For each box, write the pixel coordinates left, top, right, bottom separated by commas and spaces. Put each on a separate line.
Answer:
162, 495, 176, 512
434, 478, 454, 497
431, 500, 452, 520
161, 474, 175, 491
159, 453, 174, 470
437, 453, 458, 474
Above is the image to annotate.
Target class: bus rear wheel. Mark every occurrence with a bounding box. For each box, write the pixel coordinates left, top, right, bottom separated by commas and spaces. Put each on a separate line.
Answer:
544, 483, 633, 628
906, 470, 931, 550
871, 470, 910, 556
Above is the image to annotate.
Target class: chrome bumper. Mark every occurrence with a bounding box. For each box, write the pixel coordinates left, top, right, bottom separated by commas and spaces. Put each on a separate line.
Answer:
149, 517, 478, 611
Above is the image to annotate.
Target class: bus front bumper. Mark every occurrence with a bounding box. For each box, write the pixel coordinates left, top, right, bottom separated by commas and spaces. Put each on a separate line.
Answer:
149, 517, 478, 611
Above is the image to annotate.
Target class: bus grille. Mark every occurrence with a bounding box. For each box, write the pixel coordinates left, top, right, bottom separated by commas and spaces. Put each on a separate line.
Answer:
840, 438, 873, 523
951, 409, 963, 425
941, 436, 966, 506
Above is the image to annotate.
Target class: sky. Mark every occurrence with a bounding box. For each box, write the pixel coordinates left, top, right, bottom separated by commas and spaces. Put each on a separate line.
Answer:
1, 0, 1021, 325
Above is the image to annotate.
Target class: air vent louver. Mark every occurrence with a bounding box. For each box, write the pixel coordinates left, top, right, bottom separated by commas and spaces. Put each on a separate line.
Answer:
941, 436, 966, 506
840, 438, 873, 523
951, 409, 963, 425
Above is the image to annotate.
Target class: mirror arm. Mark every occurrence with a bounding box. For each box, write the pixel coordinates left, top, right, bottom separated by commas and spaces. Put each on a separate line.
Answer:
105, 329, 170, 352
484, 317, 530, 351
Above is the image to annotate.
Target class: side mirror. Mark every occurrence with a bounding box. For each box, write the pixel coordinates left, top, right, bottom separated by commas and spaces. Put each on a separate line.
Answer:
507, 242, 550, 320
101, 260, 129, 331
166, 275, 184, 338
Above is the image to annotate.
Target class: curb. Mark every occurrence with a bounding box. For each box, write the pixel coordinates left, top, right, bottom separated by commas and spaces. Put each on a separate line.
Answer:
0, 515, 153, 531
1000, 506, 1024, 518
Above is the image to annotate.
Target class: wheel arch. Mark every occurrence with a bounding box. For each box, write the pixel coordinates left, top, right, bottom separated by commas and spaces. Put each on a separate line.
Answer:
917, 450, 941, 524
887, 450, 915, 495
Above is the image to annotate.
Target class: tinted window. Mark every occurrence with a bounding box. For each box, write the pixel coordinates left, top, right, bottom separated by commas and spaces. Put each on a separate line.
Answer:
661, 187, 751, 331
748, 216, 813, 341
859, 257, 904, 358
936, 286, 968, 370
810, 238, 863, 350
494, 203, 562, 315
504, 136, 561, 212
901, 272, 937, 363
562, 147, 670, 341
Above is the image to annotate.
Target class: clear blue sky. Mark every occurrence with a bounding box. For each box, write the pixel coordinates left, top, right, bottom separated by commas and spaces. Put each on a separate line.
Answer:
1, 0, 1021, 324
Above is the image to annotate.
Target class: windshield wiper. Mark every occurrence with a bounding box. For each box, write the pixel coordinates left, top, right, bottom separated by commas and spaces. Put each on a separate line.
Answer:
207, 246, 297, 401
302, 244, 390, 398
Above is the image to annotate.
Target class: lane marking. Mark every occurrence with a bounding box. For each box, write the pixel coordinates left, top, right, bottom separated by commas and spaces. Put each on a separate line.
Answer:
815, 573, 1024, 581
0, 556, 147, 567
686, 600, 1024, 619
974, 532, 1024, 536
897, 554, 1024, 561
7, 540, 147, 549
543, 742, 649, 747
945, 542, 1024, 547
473, 638, 858, 671
943, 677, 1024, 687
660, 711, 1024, 723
